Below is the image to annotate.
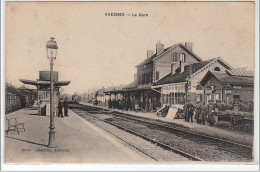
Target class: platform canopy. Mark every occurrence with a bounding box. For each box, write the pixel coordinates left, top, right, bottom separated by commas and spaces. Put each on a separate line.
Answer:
20, 79, 70, 87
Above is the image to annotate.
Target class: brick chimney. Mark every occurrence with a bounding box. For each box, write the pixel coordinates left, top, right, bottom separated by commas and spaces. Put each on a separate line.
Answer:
147, 50, 154, 59
185, 42, 193, 52
156, 41, 164, 55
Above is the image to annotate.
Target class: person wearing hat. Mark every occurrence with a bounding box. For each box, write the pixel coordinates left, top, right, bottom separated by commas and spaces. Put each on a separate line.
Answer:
58, 98, 64, 118
200, 102, 207, 125
207, 100, 216, 126
186, 101, 194, 123
64, 98, 68, 117
194, 101, 202, 124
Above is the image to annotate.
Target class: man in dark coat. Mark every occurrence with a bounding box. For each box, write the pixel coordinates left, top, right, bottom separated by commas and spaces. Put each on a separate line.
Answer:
64, 98, 68, 117
207, 101, 216, 126
108, 98, 112, 109
121, 99, 125, 111
58, 98, 64, 118
186, 101, 194, 123
194, 102, 202, 124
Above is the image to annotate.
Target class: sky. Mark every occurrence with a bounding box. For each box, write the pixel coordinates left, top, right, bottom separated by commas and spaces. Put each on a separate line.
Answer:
5, 2, 255, 94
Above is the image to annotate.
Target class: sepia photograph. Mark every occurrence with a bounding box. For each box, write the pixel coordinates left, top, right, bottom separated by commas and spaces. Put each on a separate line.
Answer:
1, 0, 259, 171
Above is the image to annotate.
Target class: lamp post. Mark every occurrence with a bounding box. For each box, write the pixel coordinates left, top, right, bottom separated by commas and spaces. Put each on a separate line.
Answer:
46, 37, 58, 148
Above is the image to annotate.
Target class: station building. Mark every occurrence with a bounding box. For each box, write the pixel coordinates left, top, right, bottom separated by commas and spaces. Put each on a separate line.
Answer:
105, 41, 253, 111
108, 41, 204, 111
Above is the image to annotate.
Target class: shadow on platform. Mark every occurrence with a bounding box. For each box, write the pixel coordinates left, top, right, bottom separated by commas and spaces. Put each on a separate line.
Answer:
5, 136, 47, 147
28, 113, 46, 116
24, 107, 38, 110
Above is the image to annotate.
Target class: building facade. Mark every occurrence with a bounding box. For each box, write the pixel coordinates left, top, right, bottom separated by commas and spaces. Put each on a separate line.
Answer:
152, 57, 233, 106
199, 70, 254, 105
112, 41, 203, 111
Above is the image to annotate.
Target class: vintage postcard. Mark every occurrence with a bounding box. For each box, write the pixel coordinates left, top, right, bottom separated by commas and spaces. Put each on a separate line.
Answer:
1, 1, 259, 171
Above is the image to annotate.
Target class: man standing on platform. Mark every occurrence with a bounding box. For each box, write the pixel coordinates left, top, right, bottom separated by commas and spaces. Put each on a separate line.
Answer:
58, 98, 64, 118
108, 98, 112, 109
200, 102, 207, 125
186, 101, 194, 123
194, 102, 202, 124
64, 98, 68, 117
207, 100, 216, 126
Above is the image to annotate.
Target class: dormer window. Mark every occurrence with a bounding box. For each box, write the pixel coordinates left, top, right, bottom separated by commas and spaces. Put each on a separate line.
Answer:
180, 53, 185, 62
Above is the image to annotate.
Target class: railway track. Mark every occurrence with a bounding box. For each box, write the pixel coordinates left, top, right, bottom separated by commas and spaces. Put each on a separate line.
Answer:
110, 112, 253, 158
69, 103, 253, 161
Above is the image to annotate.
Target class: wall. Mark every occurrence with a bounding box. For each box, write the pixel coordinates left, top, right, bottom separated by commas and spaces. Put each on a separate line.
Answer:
202, 75, 254, 104
153, 45, 200, 82
189, 59, 230, 92
222, 85, 254, 103
137, 62, 153, 85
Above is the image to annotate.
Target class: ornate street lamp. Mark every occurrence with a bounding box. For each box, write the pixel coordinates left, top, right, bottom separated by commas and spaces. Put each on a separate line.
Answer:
46, 37, 58, 148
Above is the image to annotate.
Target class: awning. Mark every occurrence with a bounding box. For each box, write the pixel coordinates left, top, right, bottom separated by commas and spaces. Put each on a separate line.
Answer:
20, 79, 70, 87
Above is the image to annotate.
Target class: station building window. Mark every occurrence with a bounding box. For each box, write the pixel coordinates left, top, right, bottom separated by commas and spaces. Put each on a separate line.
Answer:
172, 52, 178, 62
180, 53, 185, 63
214, 67, 220, 71
206, 94, 212, 104
138, 75, 141, 85
213, 93, 220, 103
156, 71, 160, 80
142, 74, 145, 84
145, 72, 152, 84
197, 94, 202, 103
161, 84, 185, 105
145, 73, 151, 84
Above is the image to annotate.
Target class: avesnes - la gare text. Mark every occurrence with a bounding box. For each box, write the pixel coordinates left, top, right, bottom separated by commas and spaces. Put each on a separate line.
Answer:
105, 13, 148, 17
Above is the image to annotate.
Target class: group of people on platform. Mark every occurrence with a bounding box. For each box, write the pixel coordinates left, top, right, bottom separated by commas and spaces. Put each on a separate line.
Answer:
107, 98, 137, 111
57, 98, 68, 118
183, 99, 254, 126
184, 100, 216, 126
100, 97, 253, 127
106, 98, 160, 111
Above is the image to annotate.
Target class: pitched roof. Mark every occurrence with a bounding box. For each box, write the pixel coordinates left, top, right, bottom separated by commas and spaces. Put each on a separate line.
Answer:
136, 43, 203, 67
104, 84, 127, 93
153, 72, 187, 86
201, 71, 254, 86
136, 46, 173, 67
18, 85, 28, 90
153, 60, 212, 86
122, 80, 138, 89
211, 71, 254, 85
226, 69, 254, 77
184, 59, 213, 74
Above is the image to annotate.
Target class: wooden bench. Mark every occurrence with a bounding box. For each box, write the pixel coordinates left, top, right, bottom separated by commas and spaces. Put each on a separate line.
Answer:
6, 117, 25, 135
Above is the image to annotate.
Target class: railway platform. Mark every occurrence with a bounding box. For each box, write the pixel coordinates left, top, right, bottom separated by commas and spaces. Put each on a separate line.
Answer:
4, 108, 153, 163
81, 102, 253, 147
